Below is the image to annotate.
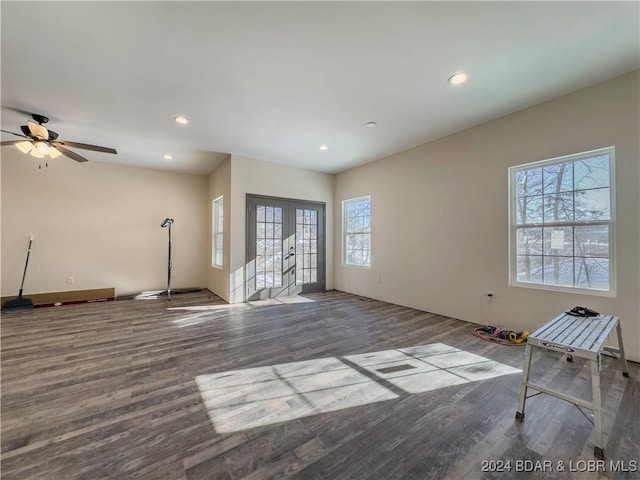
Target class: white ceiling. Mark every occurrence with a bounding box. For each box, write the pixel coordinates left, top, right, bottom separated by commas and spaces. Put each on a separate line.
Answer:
1, 2, 638, 175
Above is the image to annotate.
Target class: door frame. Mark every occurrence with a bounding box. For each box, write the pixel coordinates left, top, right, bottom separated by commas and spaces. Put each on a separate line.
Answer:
246, 194, 326, 300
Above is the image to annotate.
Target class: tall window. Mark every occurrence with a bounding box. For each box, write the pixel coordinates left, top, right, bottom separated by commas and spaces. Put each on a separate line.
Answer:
213, 196, 224, 267
343, 196, 371, 267
509, 147, 615, 294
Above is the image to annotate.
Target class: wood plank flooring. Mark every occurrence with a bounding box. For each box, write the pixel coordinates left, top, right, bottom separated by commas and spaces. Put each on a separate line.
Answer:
1, 290, 638, 479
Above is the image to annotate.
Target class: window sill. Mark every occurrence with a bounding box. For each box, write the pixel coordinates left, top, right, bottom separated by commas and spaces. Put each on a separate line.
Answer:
342, 263, 371, 269
509, 280, 616, 298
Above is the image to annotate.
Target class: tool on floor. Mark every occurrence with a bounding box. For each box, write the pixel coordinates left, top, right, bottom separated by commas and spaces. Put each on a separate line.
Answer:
2, 236, 35, 312
471, 325, 529, 345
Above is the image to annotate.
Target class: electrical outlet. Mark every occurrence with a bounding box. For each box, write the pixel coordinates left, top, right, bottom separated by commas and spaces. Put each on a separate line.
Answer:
487, 291, 495, 302
376, 275, 382, 284
66, 276, 74, 285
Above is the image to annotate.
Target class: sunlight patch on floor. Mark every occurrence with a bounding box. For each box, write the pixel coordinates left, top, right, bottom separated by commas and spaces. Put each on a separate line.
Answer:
345, 344, 521, 393
169, 304, 251, 327
196, 357, 397, 433
248, 295, 316, 307
169, 295, 315, 327
169, 304, 250, 312
274, 295, 316, 304
169, 295, 316, 326
170, 312, 223, 328
196, 343, 521, 433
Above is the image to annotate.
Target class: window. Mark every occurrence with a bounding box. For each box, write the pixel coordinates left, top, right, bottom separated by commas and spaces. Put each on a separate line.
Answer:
509, 147, 615, 294
343, 196, 371, 267
213, 196, 224, 267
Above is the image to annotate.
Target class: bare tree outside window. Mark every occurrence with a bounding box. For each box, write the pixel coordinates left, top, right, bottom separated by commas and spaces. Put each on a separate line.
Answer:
511, 148, 614, 293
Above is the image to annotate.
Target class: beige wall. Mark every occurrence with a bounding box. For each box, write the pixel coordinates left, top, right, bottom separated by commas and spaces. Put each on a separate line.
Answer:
229, 155, 334, 303
1, 149, 209, 297
334, 71, 640, 362
207, 156, 232, 302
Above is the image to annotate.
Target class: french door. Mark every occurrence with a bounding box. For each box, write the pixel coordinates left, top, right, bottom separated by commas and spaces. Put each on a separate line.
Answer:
247, 195, 325, 300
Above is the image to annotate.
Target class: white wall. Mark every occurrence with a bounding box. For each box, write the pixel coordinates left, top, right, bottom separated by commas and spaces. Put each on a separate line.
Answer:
334, 71, 640, 362
1, 149, 209, 297
207, 156, 232, 302
229, 155, 334, 303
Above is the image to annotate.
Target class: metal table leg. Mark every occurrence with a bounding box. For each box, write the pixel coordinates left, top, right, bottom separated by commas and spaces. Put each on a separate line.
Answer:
616, 322, 630, 378
516, 344, 533, 422
591, 357, 605, 459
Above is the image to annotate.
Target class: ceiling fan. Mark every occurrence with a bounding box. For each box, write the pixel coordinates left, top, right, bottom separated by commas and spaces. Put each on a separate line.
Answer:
1, 113, 117, 163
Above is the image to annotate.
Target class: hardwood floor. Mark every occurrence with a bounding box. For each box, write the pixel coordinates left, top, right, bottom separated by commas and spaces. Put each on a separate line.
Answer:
1, 290, 638, 480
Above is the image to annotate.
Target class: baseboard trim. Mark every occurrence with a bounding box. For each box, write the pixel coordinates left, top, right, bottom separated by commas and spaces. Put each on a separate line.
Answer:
1, 288, 115, 308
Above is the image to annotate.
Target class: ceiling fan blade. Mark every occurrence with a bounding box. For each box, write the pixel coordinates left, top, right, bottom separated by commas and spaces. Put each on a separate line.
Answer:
54, 145, 89, 163
1, 129, 29, 139
1, 106, 38, 117
1, 140, 25, 146
56, 140, 117, 154
27, 121, 49, 140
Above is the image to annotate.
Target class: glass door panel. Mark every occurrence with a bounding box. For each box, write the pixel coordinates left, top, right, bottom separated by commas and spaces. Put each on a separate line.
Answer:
295, 208, 318, 285
290, 201, 324, 294
247, 197, 288, 300
255, 205, 283, 289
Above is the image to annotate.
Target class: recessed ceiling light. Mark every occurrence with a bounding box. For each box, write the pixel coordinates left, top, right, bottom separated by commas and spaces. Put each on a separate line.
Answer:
448, 72, 468, 85
173, 115, 189, 125
319, 145, 328, 151
366, 122, 377, 128
163, 154, 173, 160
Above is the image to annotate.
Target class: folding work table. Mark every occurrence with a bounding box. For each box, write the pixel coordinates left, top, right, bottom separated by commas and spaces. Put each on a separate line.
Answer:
515, 312, 629, 459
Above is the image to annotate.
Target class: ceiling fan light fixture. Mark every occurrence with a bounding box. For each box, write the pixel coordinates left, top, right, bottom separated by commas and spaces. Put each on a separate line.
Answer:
15, 140, 34, 154
35, 141, 50, 155
174, 115, 189, 125
163, 154, 173, 160
49, 146, 62, 159
5, 113, 117, 164
29, 148, 45, 158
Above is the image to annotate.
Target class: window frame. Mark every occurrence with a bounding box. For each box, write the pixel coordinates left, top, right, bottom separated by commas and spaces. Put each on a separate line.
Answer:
508, 146, 616, 297
212, 195, 224, 268
342, 195, 372, 268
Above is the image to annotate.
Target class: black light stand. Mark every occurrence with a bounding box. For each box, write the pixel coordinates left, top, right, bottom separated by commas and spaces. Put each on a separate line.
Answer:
132, 217, 204, 301
159, 217, 174, 299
